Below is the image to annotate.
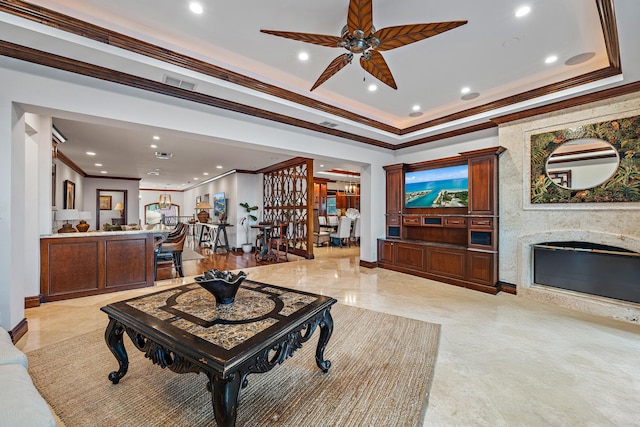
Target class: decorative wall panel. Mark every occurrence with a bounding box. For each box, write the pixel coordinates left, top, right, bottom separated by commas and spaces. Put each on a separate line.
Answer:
262, 158, 313, 258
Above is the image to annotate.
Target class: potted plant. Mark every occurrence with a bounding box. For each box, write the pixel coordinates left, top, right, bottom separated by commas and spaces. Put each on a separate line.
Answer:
238, 202, 259, 253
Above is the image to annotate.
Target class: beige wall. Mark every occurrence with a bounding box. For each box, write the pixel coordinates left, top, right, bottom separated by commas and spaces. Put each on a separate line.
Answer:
498, 92, 640, 322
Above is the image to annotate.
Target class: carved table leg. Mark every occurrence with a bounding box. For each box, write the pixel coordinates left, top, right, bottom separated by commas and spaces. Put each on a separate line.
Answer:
211, 372, 243, 427
104, 317, 129, 384
315, 308, 334, 372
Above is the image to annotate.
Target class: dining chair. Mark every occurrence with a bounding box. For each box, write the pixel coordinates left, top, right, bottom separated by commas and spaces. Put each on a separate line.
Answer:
313, 213, 330, 247
352, 217, 361, 246
268, 222, 289, 262
330, 216, 352, 248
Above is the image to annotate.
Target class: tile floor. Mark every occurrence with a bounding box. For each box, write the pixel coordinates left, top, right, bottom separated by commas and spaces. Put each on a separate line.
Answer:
16, 246, 640, 426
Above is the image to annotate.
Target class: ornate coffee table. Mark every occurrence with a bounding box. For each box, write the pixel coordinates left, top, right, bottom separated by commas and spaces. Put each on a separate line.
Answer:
100, 280, 336, 427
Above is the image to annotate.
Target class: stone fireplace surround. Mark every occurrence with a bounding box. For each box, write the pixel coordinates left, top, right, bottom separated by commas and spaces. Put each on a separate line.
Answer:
493, 92, 640, 326
517, 230, 640, 325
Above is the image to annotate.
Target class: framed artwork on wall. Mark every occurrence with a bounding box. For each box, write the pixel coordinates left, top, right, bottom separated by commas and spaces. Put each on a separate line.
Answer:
63, 179, 75, 209
99, 195, 112, 210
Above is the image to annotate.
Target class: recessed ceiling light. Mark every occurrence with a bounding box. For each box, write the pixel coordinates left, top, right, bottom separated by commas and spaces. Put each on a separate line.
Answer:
412, 105, 421, 111
194, 177, 199, 180
545, 55, 558, 64
461, 87, 471, 94
203, 172, 209, 176
565, 52, 596, 66
515, 6, 531, 17
368, 84, 377, 92
100, 170, 107, 174
150, 144, 157, 148
216, 165, 223, 169
152, 136, 160, 140
86, 151, 96, 156
298, 52, 309, 61
320, 164, 325, 168
189, 2, 203, 14
94, 163, 102, 167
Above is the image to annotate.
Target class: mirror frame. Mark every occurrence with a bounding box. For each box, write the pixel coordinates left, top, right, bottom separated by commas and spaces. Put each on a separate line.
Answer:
530, 114, 640, 204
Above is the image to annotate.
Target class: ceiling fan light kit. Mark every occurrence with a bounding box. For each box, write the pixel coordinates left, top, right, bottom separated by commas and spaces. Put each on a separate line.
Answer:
261, 0, 466, 91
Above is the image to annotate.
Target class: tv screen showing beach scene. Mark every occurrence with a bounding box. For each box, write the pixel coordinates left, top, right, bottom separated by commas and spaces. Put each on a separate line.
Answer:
405, 164, 469, 208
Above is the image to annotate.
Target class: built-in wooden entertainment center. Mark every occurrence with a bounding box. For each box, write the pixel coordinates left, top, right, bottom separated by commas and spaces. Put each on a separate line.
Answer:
378, 147, 505, 294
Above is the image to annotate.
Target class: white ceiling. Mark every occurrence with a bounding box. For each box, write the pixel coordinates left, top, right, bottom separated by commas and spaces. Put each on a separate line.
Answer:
3, 0, 640, 188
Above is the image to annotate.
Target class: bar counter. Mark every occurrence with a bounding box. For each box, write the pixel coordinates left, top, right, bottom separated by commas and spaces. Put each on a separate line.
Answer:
40, 230, 158, 302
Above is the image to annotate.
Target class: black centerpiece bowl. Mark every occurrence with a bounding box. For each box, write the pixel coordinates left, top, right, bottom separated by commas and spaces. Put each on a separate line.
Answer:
195, 269, 247, 304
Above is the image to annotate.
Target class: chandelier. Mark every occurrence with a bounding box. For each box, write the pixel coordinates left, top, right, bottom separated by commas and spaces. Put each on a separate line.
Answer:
159, 189, 172, 209
344, 180, 358, 196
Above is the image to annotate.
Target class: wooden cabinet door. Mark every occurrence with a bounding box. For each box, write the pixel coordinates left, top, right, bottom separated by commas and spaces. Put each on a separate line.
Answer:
468, 156, 496, 215
394, 243, 425, 271
427, 247, 466, 279
466, 250, 496, 286
378, 240, 395, 263
386, 168, 403, 215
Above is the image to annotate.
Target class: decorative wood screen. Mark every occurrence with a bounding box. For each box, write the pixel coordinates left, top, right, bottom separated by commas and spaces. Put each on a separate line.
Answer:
261, 158, 313, 258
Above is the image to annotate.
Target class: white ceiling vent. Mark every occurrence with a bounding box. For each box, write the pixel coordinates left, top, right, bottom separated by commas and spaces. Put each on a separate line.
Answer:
154, 152, 173, 160
319, 121, 338, 128
163, 75, 196, 91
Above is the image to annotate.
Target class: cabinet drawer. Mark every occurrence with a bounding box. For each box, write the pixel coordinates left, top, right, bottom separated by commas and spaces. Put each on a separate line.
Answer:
402, 216, 421, 226
443, 217, 466, 228
469, 217, 493, 229
387, 215, 401, 226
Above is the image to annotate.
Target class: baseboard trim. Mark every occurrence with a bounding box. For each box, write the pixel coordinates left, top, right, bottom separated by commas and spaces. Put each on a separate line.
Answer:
359, 260, 378, 268
25, 295, 41, 308
9, 318, 28, 344
498, 281, 518, 295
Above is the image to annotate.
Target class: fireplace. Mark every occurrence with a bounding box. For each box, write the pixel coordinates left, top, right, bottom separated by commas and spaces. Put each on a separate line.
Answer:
515, 231, 640, 324
533, 242, 640, 304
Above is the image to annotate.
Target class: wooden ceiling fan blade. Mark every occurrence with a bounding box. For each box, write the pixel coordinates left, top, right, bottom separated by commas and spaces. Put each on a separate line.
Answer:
347, 0, 373, 35
373, 21, 468, 51
360, 50, 397, 90
311, 53, 353, 91
260, 30, 344, 48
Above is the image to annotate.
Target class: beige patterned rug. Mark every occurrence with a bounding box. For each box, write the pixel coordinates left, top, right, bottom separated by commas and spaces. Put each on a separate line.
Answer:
27, 304, 440, 427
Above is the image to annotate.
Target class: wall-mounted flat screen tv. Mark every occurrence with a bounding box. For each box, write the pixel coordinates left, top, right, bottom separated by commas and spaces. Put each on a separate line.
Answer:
405, 164, 469, 208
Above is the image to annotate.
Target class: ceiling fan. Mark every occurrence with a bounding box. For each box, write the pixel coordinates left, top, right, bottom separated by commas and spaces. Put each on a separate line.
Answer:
261, 0, 467, 91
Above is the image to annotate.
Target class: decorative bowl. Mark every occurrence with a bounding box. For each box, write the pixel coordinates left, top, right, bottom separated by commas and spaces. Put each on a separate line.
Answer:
195, 269, 247, 304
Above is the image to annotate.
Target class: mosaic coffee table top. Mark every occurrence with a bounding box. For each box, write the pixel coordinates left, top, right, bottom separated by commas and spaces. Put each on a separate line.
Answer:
102, 279, 336, 362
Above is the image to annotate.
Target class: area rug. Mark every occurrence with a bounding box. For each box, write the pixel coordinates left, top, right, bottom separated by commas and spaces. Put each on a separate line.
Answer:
181, 247, 204, 261
27, 304, 440, 427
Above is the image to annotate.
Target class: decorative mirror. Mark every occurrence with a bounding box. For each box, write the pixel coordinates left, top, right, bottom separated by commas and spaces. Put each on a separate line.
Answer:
545, 138, 619, 190
530, 114, 640, 204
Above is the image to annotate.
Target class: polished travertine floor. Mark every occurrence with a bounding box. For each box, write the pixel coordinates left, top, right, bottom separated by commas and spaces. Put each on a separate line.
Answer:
17, 246, 640, 426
